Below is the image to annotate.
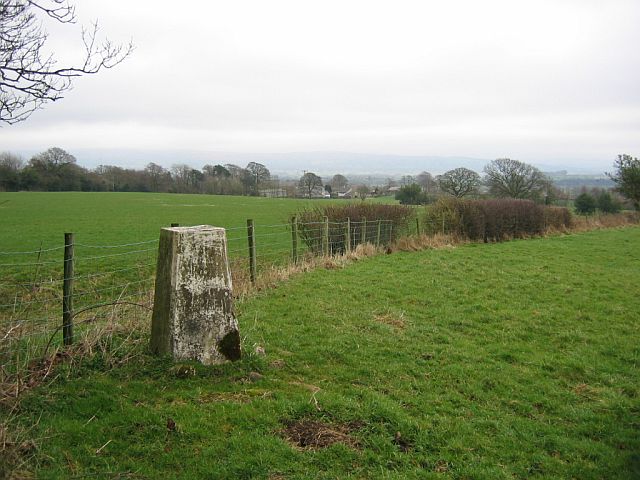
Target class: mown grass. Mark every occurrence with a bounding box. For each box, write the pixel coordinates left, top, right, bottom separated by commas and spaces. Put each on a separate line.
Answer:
3, 227, 639, 479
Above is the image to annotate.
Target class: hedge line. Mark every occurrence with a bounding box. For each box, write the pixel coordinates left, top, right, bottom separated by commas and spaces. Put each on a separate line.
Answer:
423, 198, 573, 241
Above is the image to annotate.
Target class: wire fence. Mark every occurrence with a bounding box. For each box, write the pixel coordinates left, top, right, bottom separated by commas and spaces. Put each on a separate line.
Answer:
0, 216, 422, 386
0, 236, 159, 387
3, 202, 626, 396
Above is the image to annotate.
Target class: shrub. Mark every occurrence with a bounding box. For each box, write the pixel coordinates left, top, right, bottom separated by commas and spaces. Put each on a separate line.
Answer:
607, 153, 640, 210
596, 191, 622, 214
296, 203, 414, 254
543, 206, 573, 231
422, 198, 572, 241
574, 192, 597, 215
395, 184, 428, 205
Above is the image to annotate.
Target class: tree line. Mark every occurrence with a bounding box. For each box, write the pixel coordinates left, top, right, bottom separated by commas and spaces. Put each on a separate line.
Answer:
394, 160, 555, 205
0, 147, 372, 198
1, 148, 638, 210
0, 148, 277, 195
394, 156, 640, 210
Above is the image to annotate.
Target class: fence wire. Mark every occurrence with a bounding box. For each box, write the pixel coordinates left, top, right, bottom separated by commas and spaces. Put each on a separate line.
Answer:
1, 217, 411, 383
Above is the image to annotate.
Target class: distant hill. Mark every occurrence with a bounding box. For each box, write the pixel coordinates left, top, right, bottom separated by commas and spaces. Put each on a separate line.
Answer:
549, 174, 614, 190
12, 148, 611, 177
64, 149, 492, 177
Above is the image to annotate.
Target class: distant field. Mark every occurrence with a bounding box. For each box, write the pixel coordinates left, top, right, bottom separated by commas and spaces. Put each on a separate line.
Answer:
5, 227, 640, 479
0, 192, 397, 364
0, 191, 354, 251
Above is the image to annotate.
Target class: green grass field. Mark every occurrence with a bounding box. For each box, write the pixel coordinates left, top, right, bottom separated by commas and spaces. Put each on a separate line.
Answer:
4, 227, 639, 479
0, 192, 399, 379
0, 192, 346, 376
0, 191, 397, 286
0, 191, 342, 249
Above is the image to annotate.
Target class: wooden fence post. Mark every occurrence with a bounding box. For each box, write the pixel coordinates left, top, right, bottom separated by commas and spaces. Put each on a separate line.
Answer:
376, 220, 382, 246
322, 216, 329, 256
361, 218, 367, 244
62, 232, 74, 346
291, 216, 298, 264
345, 218, 351, 253
247, 219, 257, 284
442, 214, 446, 235
416, 217, 421, 236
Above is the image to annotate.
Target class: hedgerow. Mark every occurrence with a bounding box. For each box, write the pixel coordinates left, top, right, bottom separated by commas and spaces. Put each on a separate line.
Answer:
295, 203, 414, 254
422, 198, 573, 241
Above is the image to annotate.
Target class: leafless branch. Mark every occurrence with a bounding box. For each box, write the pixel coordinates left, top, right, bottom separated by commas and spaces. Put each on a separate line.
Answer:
0, 0, 133, 124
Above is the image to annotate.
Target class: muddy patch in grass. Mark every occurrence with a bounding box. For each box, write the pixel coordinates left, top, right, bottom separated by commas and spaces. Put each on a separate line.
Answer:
374, 310, 406, 330
281, 419, 360, 450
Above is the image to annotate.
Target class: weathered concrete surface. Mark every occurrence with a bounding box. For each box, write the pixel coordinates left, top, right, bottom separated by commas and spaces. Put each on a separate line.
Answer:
151, 226, 241, 364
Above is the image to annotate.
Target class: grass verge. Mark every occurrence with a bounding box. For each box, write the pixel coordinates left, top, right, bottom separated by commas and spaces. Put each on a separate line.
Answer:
1, 227, 639, 479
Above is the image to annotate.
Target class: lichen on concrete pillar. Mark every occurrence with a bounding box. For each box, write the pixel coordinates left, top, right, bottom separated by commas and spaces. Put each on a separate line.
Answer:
151, 225, 241, 364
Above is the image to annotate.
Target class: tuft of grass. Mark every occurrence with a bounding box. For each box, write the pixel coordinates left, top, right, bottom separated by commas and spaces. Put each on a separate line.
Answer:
2, 227, 639, 479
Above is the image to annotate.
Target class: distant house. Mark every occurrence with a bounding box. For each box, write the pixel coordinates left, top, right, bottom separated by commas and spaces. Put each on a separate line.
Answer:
259, 188, 287, 198
337, 188, 353, 199
298, 186, 331, 198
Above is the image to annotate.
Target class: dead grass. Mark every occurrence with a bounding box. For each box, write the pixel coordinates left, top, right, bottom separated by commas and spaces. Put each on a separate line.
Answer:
0, 291, 153, 406
231, 243, 382, 300
391, 233, 460, 252
397, 212, 638, 253
280, 418, 360, 450
0, 413, 39, 480
198, 392, 252, 404
373, 309, 406, 330
570, 211, 639, 232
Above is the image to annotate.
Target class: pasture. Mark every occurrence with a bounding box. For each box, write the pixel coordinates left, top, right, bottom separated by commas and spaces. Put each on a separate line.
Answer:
0, 191, 340, 250
4, 226, 639, 479
0, 192, 397, 379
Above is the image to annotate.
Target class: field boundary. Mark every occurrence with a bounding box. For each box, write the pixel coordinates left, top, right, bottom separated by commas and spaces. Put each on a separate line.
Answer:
1, 211, 638, 400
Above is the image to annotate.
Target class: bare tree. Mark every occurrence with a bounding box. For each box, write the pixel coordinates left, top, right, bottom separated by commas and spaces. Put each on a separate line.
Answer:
438, 167, 480, 197
0, 151, 23, 170
400, 175, 415, 186
26, 146, 82, 190
0, 151, 23, 190
416, 171, 437, 193
356, 184, 370, 200
223, 164, 245, 178
0, 0, 133, 124
330, 174, 349, 192
483, 158, 551, 201
144, 162, 170, 192
299, 172, 322, 198
202, 164, 230, 178
29, 146, 76, 168
246, 162, 270, 194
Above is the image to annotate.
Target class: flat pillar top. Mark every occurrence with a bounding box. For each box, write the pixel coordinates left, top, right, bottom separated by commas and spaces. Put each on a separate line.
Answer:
163, 225, 225, 233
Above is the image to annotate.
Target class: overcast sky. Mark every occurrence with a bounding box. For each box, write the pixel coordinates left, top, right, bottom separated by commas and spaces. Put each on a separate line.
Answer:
1, 0, 639, 172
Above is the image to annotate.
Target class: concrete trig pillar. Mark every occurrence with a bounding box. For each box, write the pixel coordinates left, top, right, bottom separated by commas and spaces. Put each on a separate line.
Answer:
151, 225, 241, 364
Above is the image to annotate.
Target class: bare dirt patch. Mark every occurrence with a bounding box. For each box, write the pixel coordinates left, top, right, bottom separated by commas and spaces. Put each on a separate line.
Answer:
374, 310, 406, 330
281, 419, 359, 450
